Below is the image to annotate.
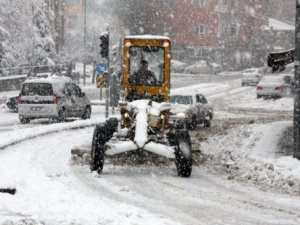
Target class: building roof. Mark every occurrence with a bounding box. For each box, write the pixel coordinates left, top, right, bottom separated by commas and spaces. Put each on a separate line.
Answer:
262, 18, 295, 31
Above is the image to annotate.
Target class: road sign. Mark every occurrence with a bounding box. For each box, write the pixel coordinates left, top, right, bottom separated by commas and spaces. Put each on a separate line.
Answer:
96, 63, 107, 74
96, 75, 107, 88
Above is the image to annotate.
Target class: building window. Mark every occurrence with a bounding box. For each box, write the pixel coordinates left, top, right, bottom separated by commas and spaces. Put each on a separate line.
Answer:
196, 0, 208, 8
163, 25, 173, 36
161, 0, 172, 8
218, 0, 228, 10
68, 15, 78, 28
230, 24, 237, 36
231, 0, 238, 8
195, 25, 206, 36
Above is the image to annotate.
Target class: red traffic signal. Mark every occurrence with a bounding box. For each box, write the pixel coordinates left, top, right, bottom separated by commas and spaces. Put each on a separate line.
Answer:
100, 33, 109, 58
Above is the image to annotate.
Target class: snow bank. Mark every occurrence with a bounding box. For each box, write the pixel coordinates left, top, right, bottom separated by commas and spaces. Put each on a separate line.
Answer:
0, 118, 105, 150
202, 121, 300, 195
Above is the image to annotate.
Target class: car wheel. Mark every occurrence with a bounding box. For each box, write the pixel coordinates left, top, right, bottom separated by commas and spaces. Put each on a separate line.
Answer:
175, 130, 192, 177
203, 119, 211, 128
81, 106, 91, 120
90, 125, 106, 173
57, 109, 66, 122
189, 117, 197, 130
90, 119, 118, 174
20, 117, 30, 124
257, 94, 262, 99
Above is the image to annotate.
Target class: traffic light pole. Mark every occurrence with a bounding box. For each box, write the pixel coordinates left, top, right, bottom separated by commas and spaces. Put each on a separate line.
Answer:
105, 28, 110, 119
294, 2, 300, 160
83, 0, 87, 86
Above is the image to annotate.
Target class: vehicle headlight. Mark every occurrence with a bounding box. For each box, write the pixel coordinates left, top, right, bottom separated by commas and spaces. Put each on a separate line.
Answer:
124, 112, 129, 118
160, 114, 166, 120
176, 112, 186, 118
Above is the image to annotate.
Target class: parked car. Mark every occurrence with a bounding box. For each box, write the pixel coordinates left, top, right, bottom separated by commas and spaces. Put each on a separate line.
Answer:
241, 68, 263, 86
170, 93, 213, 129
18, 75, 91, 124
6, 95, 19, 112
171, 60, 188, 73
256, 75, 287, 99
184, 60, 222, 75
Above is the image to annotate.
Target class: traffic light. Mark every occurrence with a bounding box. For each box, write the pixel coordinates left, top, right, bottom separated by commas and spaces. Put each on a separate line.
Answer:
100, 33, 109, 58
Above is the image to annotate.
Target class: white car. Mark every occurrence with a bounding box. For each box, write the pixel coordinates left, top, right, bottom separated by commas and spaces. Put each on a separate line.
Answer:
183, 60, 222, 75
171, 60, 188, 73
241, 68, 263, 86
256, 75, 287, 98
18, 75, 91, 123
170, 94, 213, 129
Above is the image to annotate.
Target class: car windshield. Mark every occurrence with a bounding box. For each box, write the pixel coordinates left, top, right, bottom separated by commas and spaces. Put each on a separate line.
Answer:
21, 83, 53, 96
128, 46, 165, 86
170, 95, 193, 105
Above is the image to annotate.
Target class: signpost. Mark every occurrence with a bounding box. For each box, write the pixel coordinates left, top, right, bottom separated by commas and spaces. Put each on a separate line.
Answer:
100, 30, 110, 118
96, 62, 107, 100
96, 63, 107, 74
294, 2, 300, 160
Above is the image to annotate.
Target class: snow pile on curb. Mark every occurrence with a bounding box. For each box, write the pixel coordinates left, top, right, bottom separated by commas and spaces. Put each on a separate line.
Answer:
0, 118, 105, 150
202, 121, 300, 195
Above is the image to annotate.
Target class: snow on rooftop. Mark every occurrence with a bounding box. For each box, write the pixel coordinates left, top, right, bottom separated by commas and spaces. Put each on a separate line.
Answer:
263, 18, 295, 31
24, 75, 71, 84
125, 35, 170, 40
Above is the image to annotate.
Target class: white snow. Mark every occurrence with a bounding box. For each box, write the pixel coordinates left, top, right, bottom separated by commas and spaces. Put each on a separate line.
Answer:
144, 142, 175, 158
1, 74, 300, 224
263, 18, 295, 31
125, 35, 170, 40
129, 100, 149, 148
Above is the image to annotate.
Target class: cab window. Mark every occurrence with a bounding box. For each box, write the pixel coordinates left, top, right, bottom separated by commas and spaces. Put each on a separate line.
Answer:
128, 46, 165, 86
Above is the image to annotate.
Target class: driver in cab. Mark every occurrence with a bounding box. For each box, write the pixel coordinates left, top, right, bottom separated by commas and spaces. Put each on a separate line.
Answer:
130, 59, 157, 85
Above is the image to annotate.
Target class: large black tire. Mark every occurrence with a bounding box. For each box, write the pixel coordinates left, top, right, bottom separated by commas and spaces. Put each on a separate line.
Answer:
174, 130, 192, 177
81, 106, 91, 120
203, 119, 211, 128
19, 116, 30, 124
90, 118, 119, 174
189, 117, 197, 130
57, 109, 66, 122
90, 124, 107, 173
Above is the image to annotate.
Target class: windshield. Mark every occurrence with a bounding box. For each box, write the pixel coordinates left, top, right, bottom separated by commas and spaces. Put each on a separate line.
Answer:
21, 83, 53, 96
128, 46, 165, 86
170, 95, 193, 105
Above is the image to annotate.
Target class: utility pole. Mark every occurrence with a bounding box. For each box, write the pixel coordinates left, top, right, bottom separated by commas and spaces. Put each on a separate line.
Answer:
105, 28, 110, 118
294, 2, 300, 160
83, 0, 87, 86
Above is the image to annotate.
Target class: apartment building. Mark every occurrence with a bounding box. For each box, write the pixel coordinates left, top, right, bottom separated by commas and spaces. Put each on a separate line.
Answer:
145, 0, 271, 69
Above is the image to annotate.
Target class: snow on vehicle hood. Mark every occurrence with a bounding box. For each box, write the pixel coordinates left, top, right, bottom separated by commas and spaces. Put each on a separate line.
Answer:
170, 103, 190, 114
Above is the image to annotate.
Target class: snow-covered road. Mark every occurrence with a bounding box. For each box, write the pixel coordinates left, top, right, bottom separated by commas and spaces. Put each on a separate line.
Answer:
1, 74, 300, 225
1, 127, 300, 225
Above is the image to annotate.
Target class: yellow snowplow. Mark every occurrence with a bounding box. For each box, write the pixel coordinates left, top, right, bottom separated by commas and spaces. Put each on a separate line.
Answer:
90, 35, 192, 177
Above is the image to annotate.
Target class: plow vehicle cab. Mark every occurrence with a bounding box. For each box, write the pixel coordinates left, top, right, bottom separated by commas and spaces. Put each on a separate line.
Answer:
90, 35, 192, 177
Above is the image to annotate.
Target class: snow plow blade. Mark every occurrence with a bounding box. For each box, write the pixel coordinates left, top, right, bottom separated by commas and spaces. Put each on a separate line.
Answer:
105, 141, 175, 159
